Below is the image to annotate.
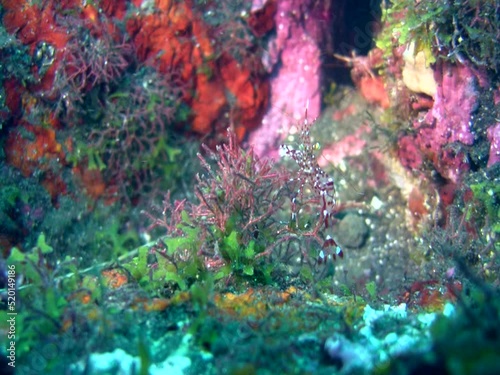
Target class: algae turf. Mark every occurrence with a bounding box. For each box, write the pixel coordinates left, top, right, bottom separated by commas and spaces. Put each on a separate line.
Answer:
377, 0, 500, 72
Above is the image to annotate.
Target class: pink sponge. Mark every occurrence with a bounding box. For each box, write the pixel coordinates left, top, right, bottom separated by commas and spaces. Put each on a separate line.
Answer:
487, 123, 500, 167
410, 63, 485, 181
247, 0, 328, 158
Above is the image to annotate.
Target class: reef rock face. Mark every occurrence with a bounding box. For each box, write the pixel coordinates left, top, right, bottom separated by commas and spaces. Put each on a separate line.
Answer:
399, 62, 486, 183
0, 0, 272, 203
247, 0, 330, 158
126, 0, 270, 141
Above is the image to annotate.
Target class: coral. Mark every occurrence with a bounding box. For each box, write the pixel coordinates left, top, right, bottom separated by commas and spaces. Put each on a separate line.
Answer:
324, 333, 372, 372
428, 63, 478, 144
375, 1, 500, 177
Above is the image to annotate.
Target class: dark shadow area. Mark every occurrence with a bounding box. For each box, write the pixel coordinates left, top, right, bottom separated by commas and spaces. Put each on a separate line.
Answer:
322, 0, 382, 87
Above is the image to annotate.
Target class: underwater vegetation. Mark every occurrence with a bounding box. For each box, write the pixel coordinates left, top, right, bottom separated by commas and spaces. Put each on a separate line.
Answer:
377, 0, 500, 72
2, 115, 500, 373
0, 0, 273, 254
0, 0, 499, 374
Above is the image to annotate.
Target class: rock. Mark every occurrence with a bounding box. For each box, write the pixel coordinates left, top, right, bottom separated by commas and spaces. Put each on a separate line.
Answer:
402, 42, 437, 98
337, 213, 369, 249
